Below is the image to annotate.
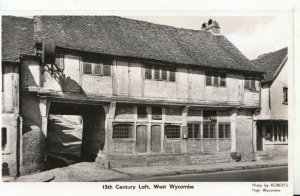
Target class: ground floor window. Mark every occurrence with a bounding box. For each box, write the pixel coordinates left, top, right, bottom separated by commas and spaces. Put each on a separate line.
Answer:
218, 123, 230, 139
264, 123, 288, 143
1, 127, 7, 150
113, 124, 133, 139
203, 123, 216, 138
187, 123, 200, 138
165, 125, 181, 138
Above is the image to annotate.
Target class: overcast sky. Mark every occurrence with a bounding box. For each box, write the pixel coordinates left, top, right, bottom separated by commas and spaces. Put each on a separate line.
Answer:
127, 15, 291, 60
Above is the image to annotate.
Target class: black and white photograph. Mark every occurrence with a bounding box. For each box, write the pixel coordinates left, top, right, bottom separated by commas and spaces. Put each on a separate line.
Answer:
0, 1, 298, 195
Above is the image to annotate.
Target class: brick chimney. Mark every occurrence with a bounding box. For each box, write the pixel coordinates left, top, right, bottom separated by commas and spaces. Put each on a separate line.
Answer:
201, 19, 220, 34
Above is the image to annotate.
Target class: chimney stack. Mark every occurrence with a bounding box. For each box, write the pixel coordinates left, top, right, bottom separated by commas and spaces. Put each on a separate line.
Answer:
201, 19, 220, 34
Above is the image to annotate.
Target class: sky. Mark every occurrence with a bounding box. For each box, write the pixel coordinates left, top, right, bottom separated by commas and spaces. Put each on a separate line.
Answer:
126, 15, 291, 60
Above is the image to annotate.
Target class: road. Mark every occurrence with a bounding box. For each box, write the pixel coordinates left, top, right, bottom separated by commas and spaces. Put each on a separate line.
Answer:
137, 166, 288, 182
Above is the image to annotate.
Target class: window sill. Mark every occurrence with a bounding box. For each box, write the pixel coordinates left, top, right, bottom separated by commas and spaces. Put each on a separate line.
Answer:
265, 142, 288, 145
205, 85, 227, 88
244, 89, 259, 92
282, 102, 288, 105
112, 138, 135, 142
144, 79, 176, 83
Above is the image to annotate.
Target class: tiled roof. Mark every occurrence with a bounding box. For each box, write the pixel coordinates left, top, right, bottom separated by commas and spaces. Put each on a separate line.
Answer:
251, 47, 288, 83
2, 16, 35, 62
33, 16, 261, 73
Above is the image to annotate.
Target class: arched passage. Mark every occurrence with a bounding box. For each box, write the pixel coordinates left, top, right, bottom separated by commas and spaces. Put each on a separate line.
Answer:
46, 102, 106, 169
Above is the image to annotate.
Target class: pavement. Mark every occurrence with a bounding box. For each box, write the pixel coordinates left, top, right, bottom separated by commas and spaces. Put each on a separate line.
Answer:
5, 158, 287, 182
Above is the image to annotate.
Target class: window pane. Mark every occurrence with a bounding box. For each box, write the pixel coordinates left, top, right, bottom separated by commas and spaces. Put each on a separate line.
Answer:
251, 80, 256, 91
213, 75, 219, 86
1, 127, 7, 150
206, 73, 212, 85
203, 124, 209, 138
137, 106, 147, 119
94, 64, 102, 75
165, 125, 181, 138
220, 74, 226, 87
188, 124, 193, 138
244, 79, 250, 89
225, 124, 230, 138
266, 125, 273, 142
55, 54, 64, 70
283, 88, 288, 103
194, 124, 200, 138
169, 70, 176, 82
274, 125, 278, 141
113, 124, 133, 138
152, 107, 162, 120
162, 69, 167, 80
83, 63, 92, 74
154, 69, 160, 80
210, 124, 216, 138
145, 66, 152, 79
103, 65, 111, 76
219, 124, 224, 138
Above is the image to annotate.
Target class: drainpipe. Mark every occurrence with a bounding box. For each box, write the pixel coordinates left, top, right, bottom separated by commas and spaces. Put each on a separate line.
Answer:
251, 113, 256, 162
16, 116, 23, 176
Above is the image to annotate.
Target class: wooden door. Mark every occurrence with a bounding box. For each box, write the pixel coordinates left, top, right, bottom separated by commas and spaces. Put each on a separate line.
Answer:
257, 124, 263, 151
136, 125, 148, 153
151, 125, 161, 152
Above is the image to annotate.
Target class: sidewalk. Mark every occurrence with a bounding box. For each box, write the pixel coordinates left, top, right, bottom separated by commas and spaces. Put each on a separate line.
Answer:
12, 159, 287, 182
111, 159, 288, 181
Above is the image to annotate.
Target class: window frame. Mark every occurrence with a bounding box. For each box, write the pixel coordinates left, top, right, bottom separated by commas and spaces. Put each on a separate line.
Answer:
82, 56, 112, 76
264, 123, 288, 144
203, 122, 216, 139
205, 72, 227, 87
137, 106, 148, 119
244, 77, 256, 91
283, 87, 288, 104
187, 123, 201, 139
112, 123, 134, 139
164, 124, 181, 139
152, 107, 162, 120
1, 127, 8, 151
218, 123, 231, 139
144, 64, 176, 82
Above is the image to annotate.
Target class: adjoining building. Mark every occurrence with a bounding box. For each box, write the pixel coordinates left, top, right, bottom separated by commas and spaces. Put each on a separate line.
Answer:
2, 16, 267, 176
252, 48, 288, 160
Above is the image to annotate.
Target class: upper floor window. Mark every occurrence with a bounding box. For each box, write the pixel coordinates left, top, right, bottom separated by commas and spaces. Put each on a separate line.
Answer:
137, 106, 147, 119
55, 54, 65, 70
145, 65, 176, 82
283, 87, 288, 104
82, 56, 112, 76
244, 78, 256, 91
206, 72, 226, 87
152, 107, 162, 120
203, 110, 217, 121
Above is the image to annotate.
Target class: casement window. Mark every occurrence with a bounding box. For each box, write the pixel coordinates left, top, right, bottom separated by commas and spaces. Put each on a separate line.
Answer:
206, 72, 226, 87
187, 123, 200, 138
283, 87, 288, 104
1, 127, 7, 150
145, 66, 152, 79
265, 124, 288, 143
82, 56, 112, 76
203, 110, 217, 121
152, 107, 162, 120
244, 78, 256, 91
113, 124, 133, 139
218, 123, 231, 139
144, 65, 176, 82
55, 54, 65, 70
137, 106, 147, 119
165, 125, 181, 139
83, 63, 92, 74
203, 123, 216, 138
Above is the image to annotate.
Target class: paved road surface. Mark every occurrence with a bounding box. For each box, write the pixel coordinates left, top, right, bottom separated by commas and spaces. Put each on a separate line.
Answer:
138, 166, 288, 182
